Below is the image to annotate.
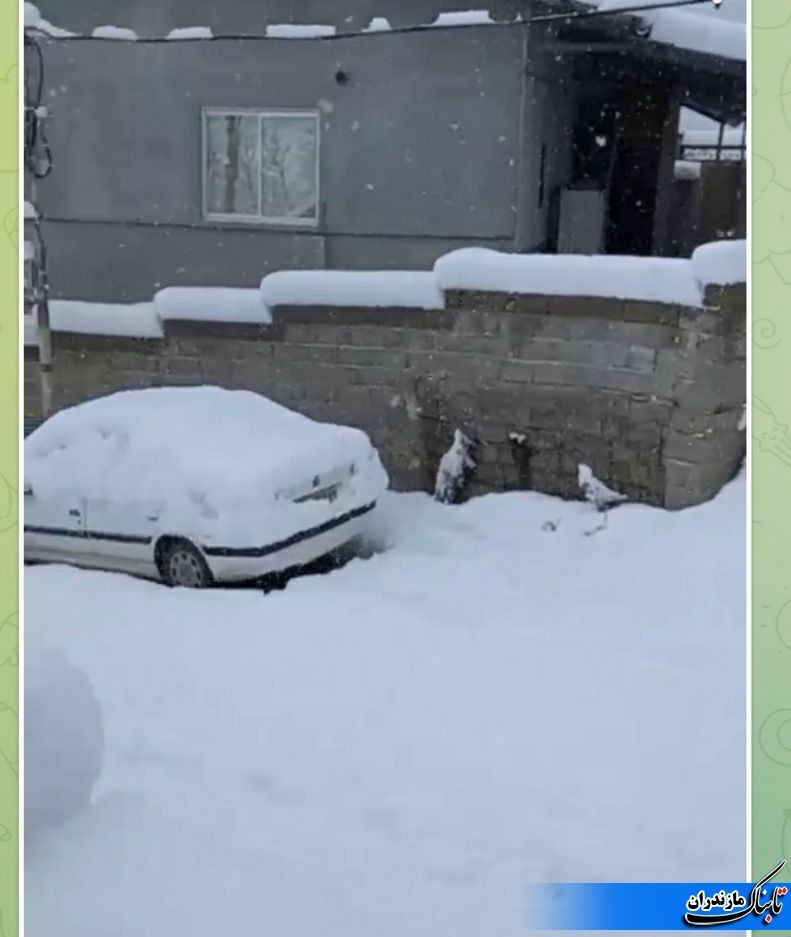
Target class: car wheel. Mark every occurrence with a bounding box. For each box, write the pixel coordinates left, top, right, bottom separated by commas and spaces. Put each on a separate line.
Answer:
160, 539, 213, 589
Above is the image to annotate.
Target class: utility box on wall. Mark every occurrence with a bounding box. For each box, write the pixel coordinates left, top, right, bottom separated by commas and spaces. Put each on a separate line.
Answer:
557, 188, 606, 253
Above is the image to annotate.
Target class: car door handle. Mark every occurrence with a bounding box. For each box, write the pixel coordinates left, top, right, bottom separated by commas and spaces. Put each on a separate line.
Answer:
68, 508, 81, 517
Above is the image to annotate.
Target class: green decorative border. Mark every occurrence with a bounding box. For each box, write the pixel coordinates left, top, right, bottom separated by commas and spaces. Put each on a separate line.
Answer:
0, 0, 18, 934
752, 0, 791, 921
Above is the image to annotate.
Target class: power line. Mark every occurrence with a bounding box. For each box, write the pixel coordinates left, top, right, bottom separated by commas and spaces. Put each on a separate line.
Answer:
24, 32, 55, 417
24, 0, 718, 45
23, 34, 52, 178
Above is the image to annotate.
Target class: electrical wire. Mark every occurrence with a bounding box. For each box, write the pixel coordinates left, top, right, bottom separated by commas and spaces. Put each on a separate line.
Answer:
23, 0, 717, 44
23, 33, 52, 178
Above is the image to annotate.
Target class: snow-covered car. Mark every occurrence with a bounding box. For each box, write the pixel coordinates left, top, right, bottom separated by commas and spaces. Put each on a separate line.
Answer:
24, 386, 389, 587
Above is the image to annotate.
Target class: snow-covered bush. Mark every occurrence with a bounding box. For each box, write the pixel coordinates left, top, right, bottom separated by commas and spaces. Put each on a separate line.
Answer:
578, 464, 627, 512
434, 430, 476, 504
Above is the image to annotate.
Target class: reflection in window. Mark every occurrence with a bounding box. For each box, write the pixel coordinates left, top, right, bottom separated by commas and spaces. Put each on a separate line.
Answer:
203, 110, 319, 224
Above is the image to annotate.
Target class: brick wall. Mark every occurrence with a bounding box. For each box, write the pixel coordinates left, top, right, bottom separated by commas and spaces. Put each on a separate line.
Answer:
24, 284, 746, 509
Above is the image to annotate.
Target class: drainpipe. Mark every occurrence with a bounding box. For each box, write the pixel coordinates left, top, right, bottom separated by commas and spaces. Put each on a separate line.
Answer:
513, 20, 531, 252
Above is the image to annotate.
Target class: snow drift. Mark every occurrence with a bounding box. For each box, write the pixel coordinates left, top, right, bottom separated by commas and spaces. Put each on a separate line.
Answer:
24, 471, 745, 937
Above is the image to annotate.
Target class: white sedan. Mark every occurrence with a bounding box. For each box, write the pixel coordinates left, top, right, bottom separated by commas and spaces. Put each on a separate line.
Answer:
24, 386, 389, 587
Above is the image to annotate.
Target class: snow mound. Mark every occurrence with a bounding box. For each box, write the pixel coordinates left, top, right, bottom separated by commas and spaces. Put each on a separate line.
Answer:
154, 287, 268, 324
265, 24, 336, 38
49, 300, 163, 338
25, 387, 388, 546
261, 270, 444, 311
434, 248, 703, 307
91, 25, 138, 40
691, 240, 746, 288
25, 648, 104, 838
166, 26, 213, 39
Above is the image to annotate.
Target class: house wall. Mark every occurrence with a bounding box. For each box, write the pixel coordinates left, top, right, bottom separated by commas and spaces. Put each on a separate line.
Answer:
517, 36, 577, 251
34, 27, 572, 301
25, 284, 746, 509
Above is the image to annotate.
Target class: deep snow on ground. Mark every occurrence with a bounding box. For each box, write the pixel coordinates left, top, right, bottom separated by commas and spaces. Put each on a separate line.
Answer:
25, 476, 745, 937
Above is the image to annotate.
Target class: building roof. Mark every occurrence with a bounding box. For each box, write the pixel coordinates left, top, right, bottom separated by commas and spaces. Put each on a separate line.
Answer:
538, 0, 745, 123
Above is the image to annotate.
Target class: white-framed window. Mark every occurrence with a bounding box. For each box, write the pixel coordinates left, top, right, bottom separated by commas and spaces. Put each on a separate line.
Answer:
202, 108, 320, 226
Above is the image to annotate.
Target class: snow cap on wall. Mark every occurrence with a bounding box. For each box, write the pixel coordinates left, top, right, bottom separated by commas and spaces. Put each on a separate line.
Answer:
434, 249, 705, 306
24, 240, 746, 344
260, 270, 444, 312
691, 239, 746, 288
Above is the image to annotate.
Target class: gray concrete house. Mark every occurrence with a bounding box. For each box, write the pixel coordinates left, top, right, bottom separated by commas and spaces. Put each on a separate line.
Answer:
27, 0, 745, 302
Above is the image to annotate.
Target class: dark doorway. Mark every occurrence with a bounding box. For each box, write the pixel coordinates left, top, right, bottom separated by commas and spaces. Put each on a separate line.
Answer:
605, 135, 660, 254
604, 79, 671, 255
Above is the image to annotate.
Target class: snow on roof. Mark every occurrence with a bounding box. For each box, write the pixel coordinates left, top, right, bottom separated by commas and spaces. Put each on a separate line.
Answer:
265, 24, 336, 39
648, 8, 745, 61
91, 25, 138, 40
434, 248, 704, 307
583, 0, 745, 62
429, 10, 495, 27
364, 17, 392, 32
166, 26, 214, 40
260, 270, 444, 311
691, 239, 746, 288
154, 287, 269, 324
24, 1, 75, 37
